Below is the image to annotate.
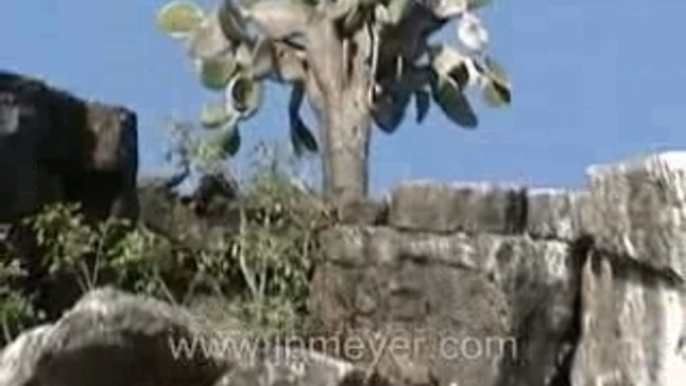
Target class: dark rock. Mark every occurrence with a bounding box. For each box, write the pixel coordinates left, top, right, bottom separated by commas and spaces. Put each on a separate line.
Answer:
191, 172, 240, 214
0, 71, 138, 222
137, 172, 239, 250
336, 197, 389, 226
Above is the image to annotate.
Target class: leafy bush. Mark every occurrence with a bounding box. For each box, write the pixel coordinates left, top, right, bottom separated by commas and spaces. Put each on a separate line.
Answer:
224, 142, 329, 333
0, 251, 38, 345
0, 142, 329, 344
24, 203, 175, 299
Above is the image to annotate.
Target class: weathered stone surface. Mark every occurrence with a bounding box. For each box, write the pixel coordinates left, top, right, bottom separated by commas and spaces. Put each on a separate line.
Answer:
388, 181, 527, 234
586, 152, 686, 280
336, 196, 389, 225
0, 288, 363, 386
312, 226, 577, 386
0, 71, 138, 222
0, 326, 52, 386
571, 254, 686, 386
314, 153, 686, 386
526, 189, 593, 241
0, 288, 226, 386
216, 349, 360, 386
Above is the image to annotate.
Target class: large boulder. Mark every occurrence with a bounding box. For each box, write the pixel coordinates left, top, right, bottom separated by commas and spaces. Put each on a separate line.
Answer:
583, 152, 686, 281
570, 253, 686, 386
564, 153, 686, 386
0, 288, 226, 386
0, 71, 138, 222
0, 288, 363, 386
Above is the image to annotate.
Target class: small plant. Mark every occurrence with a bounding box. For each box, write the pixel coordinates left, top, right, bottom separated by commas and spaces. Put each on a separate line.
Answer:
27, 203, 106, 292
1, 141, 328, 340
23, 203, 181, 305
225, 142, 329, 332
182, 141, 329, 334
0, 244, 39, 345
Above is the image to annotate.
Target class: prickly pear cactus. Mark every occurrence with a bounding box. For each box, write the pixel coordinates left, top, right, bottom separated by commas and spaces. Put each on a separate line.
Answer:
157, 0, 509, 154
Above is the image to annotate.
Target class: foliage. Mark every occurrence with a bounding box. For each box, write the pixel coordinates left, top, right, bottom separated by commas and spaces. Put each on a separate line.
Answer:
163, 118, 238, 178
0, 142, 328, 344
156, 0, 511, 159
24, 204, 175, 299
226, 142, 329, 332
0, 248, 38, 346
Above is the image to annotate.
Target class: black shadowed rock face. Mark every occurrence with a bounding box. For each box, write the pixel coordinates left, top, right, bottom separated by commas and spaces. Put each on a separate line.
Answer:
82, 102, 138, 172
0, 71, 138, 222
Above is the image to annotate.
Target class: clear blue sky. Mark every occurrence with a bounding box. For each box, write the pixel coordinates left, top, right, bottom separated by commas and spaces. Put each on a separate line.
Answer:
2, 1, 686, 193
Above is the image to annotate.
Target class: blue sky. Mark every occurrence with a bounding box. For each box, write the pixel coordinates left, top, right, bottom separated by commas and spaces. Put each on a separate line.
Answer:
2, 1, 686, 193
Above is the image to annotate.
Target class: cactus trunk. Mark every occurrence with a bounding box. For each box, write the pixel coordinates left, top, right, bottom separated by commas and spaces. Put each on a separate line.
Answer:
321, 90, 372, 204
305, 16, 374, 204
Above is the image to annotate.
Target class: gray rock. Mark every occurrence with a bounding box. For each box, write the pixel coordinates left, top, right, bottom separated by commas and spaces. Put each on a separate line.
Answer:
388, 181, 526, 234
311, 226, 577, 386
0, 288, 227, 386
586, 152, 686, 280
0, 288, 364, 386
312, 151, 686, 386
571, 191, 596, 238
571, 254, 686, 386
317, 226, 401, 267
0, 325, 53, 386
217, 349, 359, 386
526, 188, 583, 240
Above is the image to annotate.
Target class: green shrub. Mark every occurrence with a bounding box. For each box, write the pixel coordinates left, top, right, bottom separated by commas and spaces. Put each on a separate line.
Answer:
0, 251, 38, 345
224, 142, 329, 333
0, 141, 329, 343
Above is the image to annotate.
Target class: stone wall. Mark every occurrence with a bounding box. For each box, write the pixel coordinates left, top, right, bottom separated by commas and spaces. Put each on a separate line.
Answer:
311, 152, 686, 386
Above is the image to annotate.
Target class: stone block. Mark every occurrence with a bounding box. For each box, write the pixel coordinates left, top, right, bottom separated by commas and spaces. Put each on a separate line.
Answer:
587, 152, 686, 280
389, 181, 526, 234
